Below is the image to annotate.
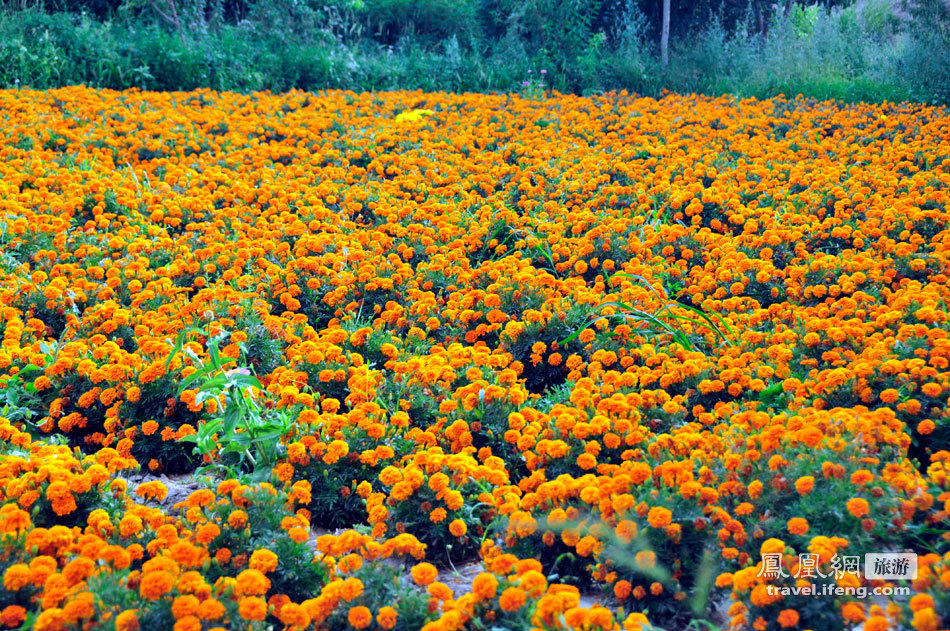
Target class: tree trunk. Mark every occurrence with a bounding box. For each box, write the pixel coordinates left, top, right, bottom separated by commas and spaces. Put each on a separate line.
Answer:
661, 0, 670, 67
150, 0, 187, 45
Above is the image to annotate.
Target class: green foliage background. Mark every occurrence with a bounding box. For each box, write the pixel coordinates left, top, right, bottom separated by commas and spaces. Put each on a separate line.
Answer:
0, 0, 948, 103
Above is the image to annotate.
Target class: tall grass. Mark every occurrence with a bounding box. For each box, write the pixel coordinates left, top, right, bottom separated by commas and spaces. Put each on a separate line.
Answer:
609, 1, 938, 104
0, 2, 946, 104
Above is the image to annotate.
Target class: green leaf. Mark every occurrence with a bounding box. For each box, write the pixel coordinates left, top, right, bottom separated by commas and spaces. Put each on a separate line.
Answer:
165, 330, 186, 372
228, 373, 264, 390
193, 374, 229, 393
197, 418, 222, 438
246, 428, 287, 443
207, 340, 222, 368
222, 442, 248, 454
194, 390, 220, 405
177, 365, 215, 394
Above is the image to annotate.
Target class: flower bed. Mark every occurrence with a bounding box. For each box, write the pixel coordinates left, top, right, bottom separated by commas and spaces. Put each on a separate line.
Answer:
0, 87, 948, 630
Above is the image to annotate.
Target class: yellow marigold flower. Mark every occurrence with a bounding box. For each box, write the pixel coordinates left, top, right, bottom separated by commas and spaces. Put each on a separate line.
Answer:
910, 594, 935, 612
760, 538, 786, 556
912, 608, 938, 631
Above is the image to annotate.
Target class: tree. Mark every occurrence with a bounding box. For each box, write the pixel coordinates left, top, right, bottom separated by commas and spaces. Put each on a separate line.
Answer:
717, 0, 800, 39
660, 0, 669, 66
147, 0, 186, 44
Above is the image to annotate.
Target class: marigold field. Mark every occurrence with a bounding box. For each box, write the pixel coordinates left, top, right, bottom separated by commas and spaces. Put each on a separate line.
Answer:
1, 87, 949, 631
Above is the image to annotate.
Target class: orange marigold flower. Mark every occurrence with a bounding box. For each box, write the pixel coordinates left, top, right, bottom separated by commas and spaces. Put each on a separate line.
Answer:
647, 506, 673, 529
622, 612, 651, 631
411, 563, 438, 586
339, 577, 364, 601
909, 594, 935, 612
841, 602, 866, 623
449, 519, 467, 537
794, 476, 815, 495
880, 389, 899, 404
376, 606, 398, 630
238, 597, 268, 621
864, 616, 888, 631
912, 608, 937, 631
227, 510, 248, 529
249, 549, 279, 574
0, 605, 27, 629
613, 579, 632, 601
499, 587, 527, 612
171, 595, 199, 619
777, 609, 800, 628
748, 480, 764, 499
34, 609, 67, 631
172, 615, 201, 631
472, 573, 498, 600
760, 538, 786, 556
236, 569, 270, 596
576, 453, 597, 470
136, 481, 168, 502
921, 383, 942, 397
787, 518, 809, 536
347, 606, 372, 629
139, 571, 175, 600
197, 598, 225, 621
279, 603, 310, 629
846, 498, 870, 519
3, 565, 29, 591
